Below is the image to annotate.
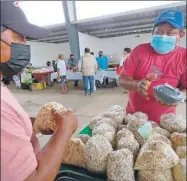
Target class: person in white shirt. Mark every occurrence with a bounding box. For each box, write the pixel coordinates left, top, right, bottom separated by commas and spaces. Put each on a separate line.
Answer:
81, 48, 97, 96
120, 48, 131, 93
46, 61, 54, 86
120, 48, 131, 67
57, 53, 68, 94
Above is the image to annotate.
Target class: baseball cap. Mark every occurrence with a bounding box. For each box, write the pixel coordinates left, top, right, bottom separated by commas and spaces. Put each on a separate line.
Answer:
1, 1, 49, 39
58, 53, 64, 58
154, 10, 184, 29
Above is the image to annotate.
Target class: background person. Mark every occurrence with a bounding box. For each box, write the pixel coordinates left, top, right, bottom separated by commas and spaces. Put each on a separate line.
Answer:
120, 10, 186, 124
96, 51, 109, 85
52, 60, 58, 83
120, 47, 131, 67
68, 54, 79, 87
1, 2, 78, 181
52, 60, 57, 72
57, 53, 68, 94
81, 48, 97, 96
96, 50, 109, 70
46, 61, 54, 86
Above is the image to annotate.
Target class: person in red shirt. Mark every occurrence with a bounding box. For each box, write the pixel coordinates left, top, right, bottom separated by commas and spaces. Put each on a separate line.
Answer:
120, 10, 186, 124
1, 2, 78, 181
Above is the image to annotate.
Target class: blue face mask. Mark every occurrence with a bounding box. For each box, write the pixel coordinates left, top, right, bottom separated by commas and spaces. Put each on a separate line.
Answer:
151, 35, 177, 54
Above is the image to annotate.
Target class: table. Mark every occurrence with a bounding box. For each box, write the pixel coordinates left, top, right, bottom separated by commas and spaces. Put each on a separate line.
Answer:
95, 70, 119, 84
33, 71, 53, 89
50, 71, 119, 89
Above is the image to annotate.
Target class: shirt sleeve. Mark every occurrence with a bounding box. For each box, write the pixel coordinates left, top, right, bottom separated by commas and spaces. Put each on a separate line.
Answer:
120, 46, 140, 79
1, 104, 37, 181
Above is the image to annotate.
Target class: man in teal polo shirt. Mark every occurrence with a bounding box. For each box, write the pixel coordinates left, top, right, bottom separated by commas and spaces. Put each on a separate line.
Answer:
96, 51, 109, 70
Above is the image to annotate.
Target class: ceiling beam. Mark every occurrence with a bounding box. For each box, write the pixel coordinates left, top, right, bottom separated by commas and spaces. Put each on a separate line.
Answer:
48, 31, 68, 37
48, 38, 69, 43
95, 28, 153, 38
98, 30, 153, 38
79, 17, 156, 32
39, 35, 68, 41
88, 23, 154, 35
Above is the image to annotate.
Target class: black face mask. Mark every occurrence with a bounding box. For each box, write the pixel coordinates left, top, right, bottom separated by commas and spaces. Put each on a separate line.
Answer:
99, 54, 102, 57
1, 41, 31, 77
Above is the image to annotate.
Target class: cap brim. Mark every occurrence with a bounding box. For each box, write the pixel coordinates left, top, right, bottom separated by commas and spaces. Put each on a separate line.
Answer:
6, 22, 50, 39
154, 20, 182, 29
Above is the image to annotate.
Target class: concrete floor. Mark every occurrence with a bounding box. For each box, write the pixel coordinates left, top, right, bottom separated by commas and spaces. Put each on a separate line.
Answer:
9, 81, 186, 148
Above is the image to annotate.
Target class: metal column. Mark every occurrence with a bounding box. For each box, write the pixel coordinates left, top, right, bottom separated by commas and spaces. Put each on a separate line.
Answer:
62, 1, 80, 60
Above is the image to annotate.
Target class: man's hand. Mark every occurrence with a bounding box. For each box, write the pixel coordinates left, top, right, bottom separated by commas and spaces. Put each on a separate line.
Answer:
137, 79, 151, 100
53, 109, 78, 135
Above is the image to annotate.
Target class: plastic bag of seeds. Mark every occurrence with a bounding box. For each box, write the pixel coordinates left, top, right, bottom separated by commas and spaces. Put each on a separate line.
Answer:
62, 138, 87, 168
176, 146, 186, 159
107, 149, 135, 181
170, 132, 186, 149
134, 140, 179, 170
97, 117, 118, 130
92, 122, 116, 146
138, 169, 174, 181
127, 116, 148, 146
77, 134, 91, 145
172, 158, 186, 181
109, 105, 123, 112
149, 121, 159, 128
85, 135, 113, 174
147, 133, 172, 146
89, 116, 103, 130
117, 124, 127, 131
102, 111, 124, 125
33, 102, 67, 134
152, 126, 170, 138
153, 83, 185, 106
133, 112, 148, 121
123, 114, 133, 125
116, 128, 134, 143
117, 137, 139, 158
160, 113, 186, 133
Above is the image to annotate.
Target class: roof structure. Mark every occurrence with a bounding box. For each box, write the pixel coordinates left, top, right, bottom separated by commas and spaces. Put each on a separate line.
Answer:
31, 2, 186, 44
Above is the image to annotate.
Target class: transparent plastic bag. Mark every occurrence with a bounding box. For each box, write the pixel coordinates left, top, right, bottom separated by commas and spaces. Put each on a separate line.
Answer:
147, 133, 172, 146
62, 138, 86, 168
170, 132, 186, 149
107, 149, 135, 181
152, 126, 170, 138
138, 169, 174, 181
160, 113, 186, 133
127, 116, 148, 146
172, 158, 186, 181
135, 140, 179, 170
153, 83, 185, 105
176, 146, 186, 159
34, 102, 67, 133
92, 122, 116, 147
85, 135, 113, 174
89, 116, 103, 130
